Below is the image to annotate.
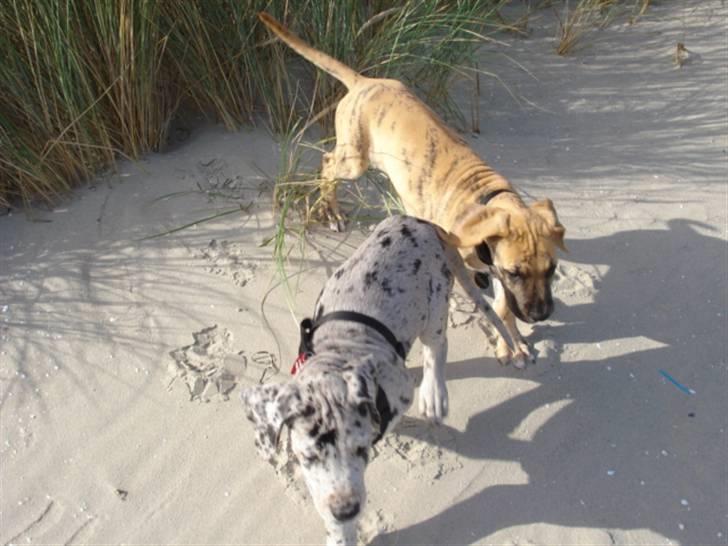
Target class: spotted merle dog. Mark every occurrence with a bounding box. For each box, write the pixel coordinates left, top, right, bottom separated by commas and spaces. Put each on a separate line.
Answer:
242, 215, 510, 546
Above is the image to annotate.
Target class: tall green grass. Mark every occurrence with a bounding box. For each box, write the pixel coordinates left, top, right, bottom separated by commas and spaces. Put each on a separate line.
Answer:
0, 0, 506, 208
0, 0, 174, 206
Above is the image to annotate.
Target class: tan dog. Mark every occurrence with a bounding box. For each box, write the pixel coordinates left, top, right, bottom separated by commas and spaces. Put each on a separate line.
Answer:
259, 13, 566, 367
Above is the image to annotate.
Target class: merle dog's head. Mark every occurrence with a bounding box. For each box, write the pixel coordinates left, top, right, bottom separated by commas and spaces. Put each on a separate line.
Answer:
242, 358, 380, 526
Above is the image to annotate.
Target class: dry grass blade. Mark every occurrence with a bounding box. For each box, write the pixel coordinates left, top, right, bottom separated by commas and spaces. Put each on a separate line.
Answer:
555, 0, 651, 56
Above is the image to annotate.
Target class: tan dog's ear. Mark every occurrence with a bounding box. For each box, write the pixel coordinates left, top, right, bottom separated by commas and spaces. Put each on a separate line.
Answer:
446, 205, 510, 248
532, 199, 567, 252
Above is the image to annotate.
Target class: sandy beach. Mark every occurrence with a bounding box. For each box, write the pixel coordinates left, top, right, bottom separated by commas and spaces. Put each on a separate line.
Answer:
1, 2, 726, 545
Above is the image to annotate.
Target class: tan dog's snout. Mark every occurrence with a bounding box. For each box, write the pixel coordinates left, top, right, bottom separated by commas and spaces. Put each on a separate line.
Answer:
526, 292, 554, 322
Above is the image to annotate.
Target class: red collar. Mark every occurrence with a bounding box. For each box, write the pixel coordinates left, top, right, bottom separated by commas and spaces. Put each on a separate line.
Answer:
290, 352, 309, 375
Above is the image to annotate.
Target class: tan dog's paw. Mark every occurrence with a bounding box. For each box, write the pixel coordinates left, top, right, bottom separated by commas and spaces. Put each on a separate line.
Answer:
496, 337, 535, 369
311, 200, 347, 232
325, 207, 347, 232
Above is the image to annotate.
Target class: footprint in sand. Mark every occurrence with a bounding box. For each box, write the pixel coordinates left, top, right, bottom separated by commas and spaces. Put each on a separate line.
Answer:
373, 417, 463, 484
198, 239, 257, 287
552, 262, 599, 301
168, 325, 238, 402
168, 326, 279, 402
196, 157, 254, 200
359, 509, 391, 545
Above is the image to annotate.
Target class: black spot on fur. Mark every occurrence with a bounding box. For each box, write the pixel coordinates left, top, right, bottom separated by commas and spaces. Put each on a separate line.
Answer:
376, 105, 388, 126
400, 224, 418, 246
412, 259, 422, 274
441, 263, 452, 281
316, 430, 337, 449
381, 278, 393, 296
364, 270, 379, 288
302, 405, 315, 417
380, 236, 392, 248
356, 447, 369, 463
309, 423, 320, 438
436, 328, 442, 335
357, 403, 368, 417
400, 396, 411, 405
334, 268, 344, 279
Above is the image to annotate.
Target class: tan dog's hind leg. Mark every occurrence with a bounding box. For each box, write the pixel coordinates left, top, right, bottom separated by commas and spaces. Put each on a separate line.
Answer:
318, 92, 371, 231
493, 278, 534, 369
319, 145, 368, 231
319, 152, 346, 232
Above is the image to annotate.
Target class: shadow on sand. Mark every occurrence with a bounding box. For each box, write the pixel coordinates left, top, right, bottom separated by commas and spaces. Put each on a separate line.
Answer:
375, 218, 726, 545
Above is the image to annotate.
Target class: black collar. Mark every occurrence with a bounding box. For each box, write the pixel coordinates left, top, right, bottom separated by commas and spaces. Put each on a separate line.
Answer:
478, 188, 515, 206
298, 311, 406, 361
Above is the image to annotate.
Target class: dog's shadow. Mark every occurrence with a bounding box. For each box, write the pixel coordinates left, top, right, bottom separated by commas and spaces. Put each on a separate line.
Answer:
372, 218, 726, 546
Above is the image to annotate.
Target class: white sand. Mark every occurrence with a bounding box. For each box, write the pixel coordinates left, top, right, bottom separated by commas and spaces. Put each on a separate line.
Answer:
1, 3, 726, 545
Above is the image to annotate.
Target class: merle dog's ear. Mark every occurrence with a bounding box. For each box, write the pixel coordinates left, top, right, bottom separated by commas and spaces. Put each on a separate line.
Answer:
241, 382, 303, 463
345, 359, 381, 428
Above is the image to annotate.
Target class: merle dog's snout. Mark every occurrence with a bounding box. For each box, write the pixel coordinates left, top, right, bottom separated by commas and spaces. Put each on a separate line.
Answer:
331, 499, 361, 521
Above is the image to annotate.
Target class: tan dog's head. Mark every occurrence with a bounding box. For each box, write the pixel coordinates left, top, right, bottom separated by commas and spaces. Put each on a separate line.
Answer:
445, 199, 566, 323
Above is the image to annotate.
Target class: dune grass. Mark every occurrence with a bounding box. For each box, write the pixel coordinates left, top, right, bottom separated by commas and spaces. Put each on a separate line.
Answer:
0, 0, 508, 208
554, 0, 651, 55
0, 0, 174, 207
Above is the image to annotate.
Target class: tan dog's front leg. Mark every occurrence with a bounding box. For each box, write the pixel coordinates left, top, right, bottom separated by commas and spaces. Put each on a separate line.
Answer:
493, 278, 534, 369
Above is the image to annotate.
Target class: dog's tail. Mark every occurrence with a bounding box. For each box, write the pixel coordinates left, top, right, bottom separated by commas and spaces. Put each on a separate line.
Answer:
258, 12, 361, 89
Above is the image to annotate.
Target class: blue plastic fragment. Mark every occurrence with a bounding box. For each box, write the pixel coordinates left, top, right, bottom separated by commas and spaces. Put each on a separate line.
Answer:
659, 369, 695, 395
